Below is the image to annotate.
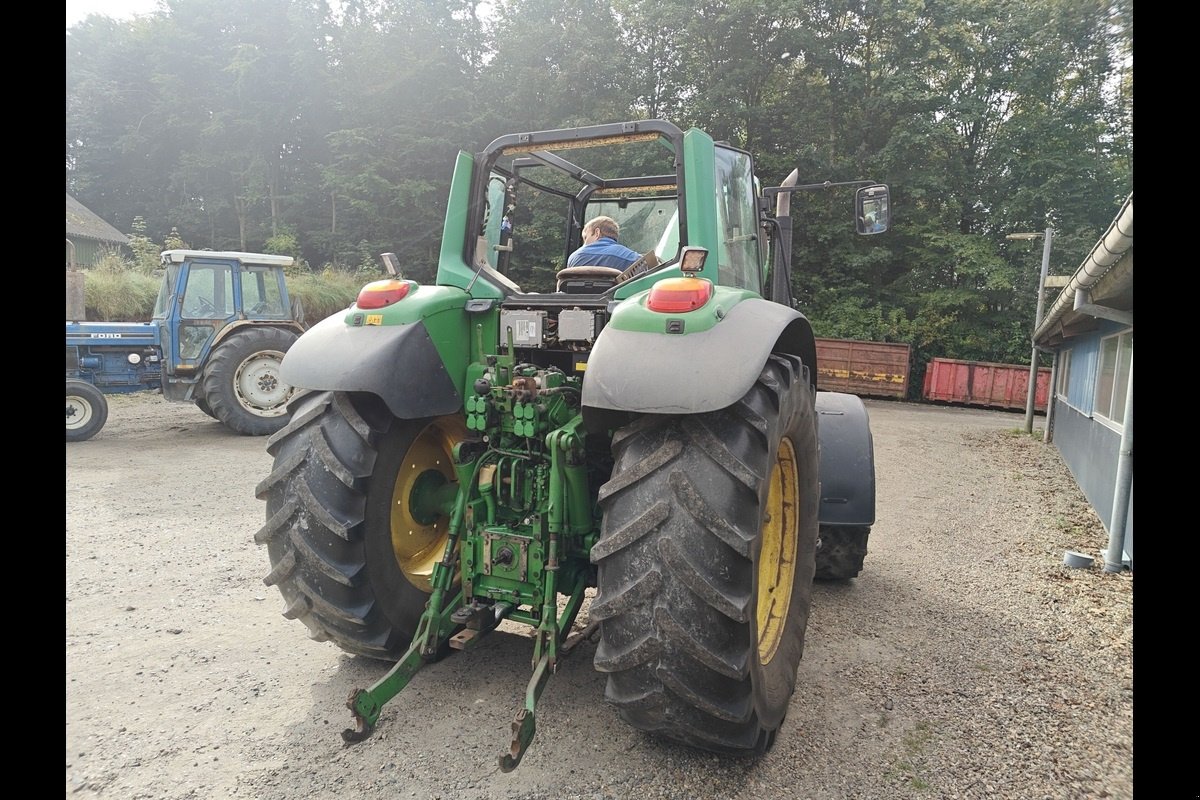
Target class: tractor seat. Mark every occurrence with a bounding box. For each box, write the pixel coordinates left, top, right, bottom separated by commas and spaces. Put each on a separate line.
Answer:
555, 266, 623, 293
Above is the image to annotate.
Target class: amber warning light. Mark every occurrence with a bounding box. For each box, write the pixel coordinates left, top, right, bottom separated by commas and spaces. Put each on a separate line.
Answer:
647, 277, 713, 313
357, 279, 415, 309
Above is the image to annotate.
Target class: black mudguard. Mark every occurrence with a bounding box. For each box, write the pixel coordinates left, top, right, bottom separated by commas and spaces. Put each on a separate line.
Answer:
280, 313, 461, 419
581, 298, 817, 428
815, 391, 876, 527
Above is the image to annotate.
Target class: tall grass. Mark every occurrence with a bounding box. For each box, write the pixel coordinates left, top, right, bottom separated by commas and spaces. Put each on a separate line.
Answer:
83, 270, 163, 322
288, 270, 370, 325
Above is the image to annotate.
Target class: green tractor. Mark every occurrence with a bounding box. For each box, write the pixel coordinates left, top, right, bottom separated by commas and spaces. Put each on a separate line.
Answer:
256, 120, 885, 769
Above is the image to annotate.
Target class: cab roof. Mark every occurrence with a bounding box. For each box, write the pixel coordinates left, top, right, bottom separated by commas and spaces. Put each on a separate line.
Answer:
160, 249, 294, 267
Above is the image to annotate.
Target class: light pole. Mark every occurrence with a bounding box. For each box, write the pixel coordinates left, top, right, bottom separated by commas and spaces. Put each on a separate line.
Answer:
1007, 228, 1053, 435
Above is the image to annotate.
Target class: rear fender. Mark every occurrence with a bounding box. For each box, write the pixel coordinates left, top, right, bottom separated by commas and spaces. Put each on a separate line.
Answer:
280, 302, 464, 420
581, 296, 817, 429
815, 391, 876, 527
209, 320, 305, 350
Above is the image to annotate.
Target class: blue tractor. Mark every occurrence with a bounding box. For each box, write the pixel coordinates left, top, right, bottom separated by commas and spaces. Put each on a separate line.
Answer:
66, 249, 305, 442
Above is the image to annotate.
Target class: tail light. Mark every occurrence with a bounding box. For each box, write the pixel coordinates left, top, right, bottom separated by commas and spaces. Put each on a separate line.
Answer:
646, 277, 713, 313
356, 279, 415, 309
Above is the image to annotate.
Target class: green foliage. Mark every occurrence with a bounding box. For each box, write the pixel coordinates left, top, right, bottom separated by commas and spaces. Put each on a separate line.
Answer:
82, 268, 161, 321
265, 230, 310, 275
126, 217, 162, 274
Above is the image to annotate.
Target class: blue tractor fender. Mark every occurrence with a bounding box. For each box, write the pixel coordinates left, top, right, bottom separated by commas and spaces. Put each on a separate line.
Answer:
208, 319, 305, 351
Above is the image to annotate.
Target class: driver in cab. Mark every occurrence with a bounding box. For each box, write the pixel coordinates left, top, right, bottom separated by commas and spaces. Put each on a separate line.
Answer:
567, 216, 640, 270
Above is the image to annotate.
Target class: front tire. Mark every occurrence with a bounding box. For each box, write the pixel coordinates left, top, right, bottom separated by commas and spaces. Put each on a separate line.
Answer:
255, 390, 466, 660
592, 354, 819, 753
201, 327, 298, 436
66, 380, 108, 442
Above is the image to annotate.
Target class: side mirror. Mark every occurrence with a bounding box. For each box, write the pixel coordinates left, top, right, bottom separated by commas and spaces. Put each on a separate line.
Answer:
855, 184, 890, 235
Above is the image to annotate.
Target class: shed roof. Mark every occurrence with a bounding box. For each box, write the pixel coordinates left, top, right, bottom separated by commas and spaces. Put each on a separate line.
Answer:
1033, 193, 1132, 348
66, 193, 129, 245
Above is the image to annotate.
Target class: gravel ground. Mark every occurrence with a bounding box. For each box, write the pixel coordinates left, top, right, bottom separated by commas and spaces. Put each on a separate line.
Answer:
66, 392, 1132, 799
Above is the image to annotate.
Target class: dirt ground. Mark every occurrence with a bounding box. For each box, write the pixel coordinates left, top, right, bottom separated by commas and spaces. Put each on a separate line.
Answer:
66, 391, 1132, 800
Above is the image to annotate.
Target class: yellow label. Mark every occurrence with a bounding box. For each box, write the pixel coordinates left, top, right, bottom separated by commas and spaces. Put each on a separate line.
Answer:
575, 361, 587, 372
366, 314, 383, 326
819, 367, 904, 384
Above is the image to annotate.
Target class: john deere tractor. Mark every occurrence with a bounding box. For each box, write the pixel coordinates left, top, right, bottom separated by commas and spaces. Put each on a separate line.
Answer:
256, 120, 885, 769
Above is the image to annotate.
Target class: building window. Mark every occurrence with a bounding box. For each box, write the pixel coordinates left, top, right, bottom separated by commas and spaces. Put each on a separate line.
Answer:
1056, 348, 1072, 397
1094, 331, 1132, 426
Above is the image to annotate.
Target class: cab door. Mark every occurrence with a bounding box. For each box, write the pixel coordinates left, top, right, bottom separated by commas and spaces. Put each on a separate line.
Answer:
168, 258, 238, 377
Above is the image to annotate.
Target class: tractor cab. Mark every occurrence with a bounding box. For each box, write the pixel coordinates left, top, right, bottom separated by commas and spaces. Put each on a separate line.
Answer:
440, 121, 771, 303
154, 250, 296, 389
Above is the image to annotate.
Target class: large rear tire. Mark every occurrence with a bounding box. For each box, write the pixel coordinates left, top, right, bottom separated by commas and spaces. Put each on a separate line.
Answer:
592, 353, 819, 753
201, 327, 298, 436
255, 390, 466, 660
66, 380, 108, 443
194, 395, 217, 419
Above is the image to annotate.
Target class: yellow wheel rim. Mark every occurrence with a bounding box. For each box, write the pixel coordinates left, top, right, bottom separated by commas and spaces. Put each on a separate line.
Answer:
388, 417, 467, 594
756, 437, 799, 665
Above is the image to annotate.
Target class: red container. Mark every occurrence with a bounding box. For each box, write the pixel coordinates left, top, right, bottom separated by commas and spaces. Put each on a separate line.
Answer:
814, 338, 911, 399
922, 357, 1052, 413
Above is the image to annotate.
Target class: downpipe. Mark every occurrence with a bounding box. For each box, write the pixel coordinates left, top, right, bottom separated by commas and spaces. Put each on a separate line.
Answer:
1104, 360, 1133, 573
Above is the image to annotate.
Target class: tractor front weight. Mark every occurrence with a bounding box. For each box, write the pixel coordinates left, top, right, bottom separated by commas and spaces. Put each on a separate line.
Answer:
342, 361, 601, 771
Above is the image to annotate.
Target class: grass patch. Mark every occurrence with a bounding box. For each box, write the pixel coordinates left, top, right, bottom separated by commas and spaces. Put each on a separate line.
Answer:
1004, 427, 1046, 441
884, 721, 936, 792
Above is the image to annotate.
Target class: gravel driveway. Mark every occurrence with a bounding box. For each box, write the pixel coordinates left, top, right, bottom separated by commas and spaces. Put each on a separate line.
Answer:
66, 392, 1133, 799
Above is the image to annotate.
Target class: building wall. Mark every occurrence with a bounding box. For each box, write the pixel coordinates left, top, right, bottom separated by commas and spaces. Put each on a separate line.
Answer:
1050, 320, 1133, 568
66, 238, 124, 269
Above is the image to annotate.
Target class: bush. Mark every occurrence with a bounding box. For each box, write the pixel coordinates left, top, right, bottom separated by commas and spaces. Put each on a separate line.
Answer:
288, 269, 365, 325
83, 269, 162, 321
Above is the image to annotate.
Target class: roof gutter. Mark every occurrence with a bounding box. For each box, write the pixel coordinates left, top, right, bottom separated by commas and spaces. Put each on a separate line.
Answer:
1033, 193, 1133, 343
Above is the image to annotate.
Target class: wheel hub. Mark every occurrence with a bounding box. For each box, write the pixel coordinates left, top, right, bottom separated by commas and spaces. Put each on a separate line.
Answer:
66, 397, 92, 429
388, 418, 466, 593
234, 349, 292, 417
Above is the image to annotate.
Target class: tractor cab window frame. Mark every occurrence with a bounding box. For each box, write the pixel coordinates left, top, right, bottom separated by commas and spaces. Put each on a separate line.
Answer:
153, 263, 182, 319
714, 145, 762, 294
241, 264, 289, 318
181, 262, 235, 319
466, 121, 688, 297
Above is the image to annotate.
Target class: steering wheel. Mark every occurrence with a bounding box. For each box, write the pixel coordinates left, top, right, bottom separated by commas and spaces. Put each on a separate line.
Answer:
189, 297, 217, 317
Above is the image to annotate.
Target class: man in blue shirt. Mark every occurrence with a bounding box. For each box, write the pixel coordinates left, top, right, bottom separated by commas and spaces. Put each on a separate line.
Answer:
567, 216, 641, 269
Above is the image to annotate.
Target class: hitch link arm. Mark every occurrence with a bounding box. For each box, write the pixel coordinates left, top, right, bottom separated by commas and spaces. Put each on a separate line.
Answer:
342, 456, 480, 744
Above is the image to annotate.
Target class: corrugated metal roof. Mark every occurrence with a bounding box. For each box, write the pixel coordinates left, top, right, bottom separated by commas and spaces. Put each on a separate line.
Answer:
65, 193, 129, 245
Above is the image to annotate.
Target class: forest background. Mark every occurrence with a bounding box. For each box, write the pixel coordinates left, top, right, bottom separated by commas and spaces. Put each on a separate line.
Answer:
65, 0, 1133, 388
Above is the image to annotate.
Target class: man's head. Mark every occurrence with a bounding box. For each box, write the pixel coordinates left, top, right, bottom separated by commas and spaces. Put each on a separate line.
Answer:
582, 216, 620, 243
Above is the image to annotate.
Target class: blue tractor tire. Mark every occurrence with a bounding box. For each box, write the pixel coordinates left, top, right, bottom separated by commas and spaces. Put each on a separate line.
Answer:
200, 327, 298, 436
66, 379, 108, 442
